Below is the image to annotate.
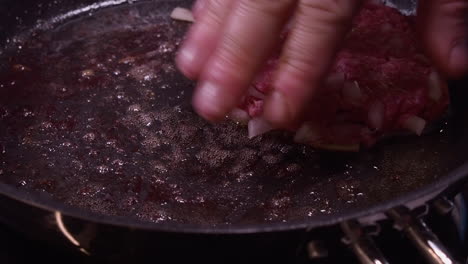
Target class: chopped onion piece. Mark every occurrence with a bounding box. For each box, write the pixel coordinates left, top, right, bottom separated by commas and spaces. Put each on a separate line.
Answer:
119, 56, 136, 64
294, 123, 320, 144
170, 7, 195, 23
81, 69, 95, 78
402, 115, 426, 136
428, 71, 444, 101
228, 108, 250, 124
13, 64, 31, 72
368, 101, 384, 130
314, 143, 360, 152
248, 86, 266, 99
248, 118, 273, 139
342, 81, 362, 101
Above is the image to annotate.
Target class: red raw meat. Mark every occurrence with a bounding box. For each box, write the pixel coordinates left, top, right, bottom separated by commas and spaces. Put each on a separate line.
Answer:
238, 1, 449, 151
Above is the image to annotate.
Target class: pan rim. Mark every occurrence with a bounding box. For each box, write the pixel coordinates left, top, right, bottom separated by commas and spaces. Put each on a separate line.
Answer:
0, 161, 467, 234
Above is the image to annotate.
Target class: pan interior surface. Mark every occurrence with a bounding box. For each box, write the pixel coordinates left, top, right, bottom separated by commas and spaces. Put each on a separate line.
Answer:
0, 0, 467, 230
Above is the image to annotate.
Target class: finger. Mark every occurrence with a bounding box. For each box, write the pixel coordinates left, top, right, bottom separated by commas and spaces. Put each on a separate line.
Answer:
264, 0, 361, 128
176, 0, 235, 80
417, 0, 468, 78
192, 0, 206, 20
193, 0, 296, 121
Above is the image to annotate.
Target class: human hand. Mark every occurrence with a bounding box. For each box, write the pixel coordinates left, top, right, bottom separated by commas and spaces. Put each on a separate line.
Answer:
176, 0, 468, 128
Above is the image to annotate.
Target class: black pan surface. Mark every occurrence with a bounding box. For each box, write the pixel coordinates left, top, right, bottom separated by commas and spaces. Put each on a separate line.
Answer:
0, 0, 467, 233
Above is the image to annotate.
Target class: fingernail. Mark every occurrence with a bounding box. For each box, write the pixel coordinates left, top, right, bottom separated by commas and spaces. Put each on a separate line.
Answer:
265, 91, 290, 127
450, 39, 468, 76
176, 43, 198, 78
177, 43, 196, 66
193, 81, 228, 121
192, 0, 205, 18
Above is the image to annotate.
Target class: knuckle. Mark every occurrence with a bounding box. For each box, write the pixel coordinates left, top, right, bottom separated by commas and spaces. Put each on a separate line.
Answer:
294, 17, 333, 38
299, 0, 357, 24
208, 0, 227, 10
238, 0, 295, 17
206, 38, 252, 85
280, 49, 322, 80
216, 35, 252, 75
205, 0, 230, 24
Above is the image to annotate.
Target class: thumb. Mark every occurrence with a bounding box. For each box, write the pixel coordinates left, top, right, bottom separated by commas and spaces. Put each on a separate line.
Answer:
417, 0, 468, 78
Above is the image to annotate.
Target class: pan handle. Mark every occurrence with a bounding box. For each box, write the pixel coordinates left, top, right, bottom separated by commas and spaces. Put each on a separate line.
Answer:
387, 207, 459, 264
341, 220, 390, 264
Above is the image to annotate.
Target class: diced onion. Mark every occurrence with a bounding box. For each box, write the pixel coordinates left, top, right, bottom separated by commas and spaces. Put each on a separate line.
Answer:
368, 101, 384, 130
342, 81, 362, 101
402, 115, 426, 136
428, 71, 444, 101
81, 69, 95, 78
314, 143, 360, 152
294, 123, 321, 144
248, 118, 273, 139
228, 108, 250, 124
170, 7, 195, 23
119, 56, 136, 64
248, 86, 266, 99
13, 64, 31, 71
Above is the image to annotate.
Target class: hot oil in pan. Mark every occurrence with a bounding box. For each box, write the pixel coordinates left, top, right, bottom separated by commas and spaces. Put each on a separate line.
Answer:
0, 2, 460, 226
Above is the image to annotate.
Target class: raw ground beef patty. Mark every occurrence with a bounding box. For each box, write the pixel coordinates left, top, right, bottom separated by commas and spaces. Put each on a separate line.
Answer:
231, 1, 450, 152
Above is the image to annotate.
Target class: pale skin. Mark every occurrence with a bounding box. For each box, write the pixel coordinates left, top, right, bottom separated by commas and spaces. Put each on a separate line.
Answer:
176, 0, 468, 128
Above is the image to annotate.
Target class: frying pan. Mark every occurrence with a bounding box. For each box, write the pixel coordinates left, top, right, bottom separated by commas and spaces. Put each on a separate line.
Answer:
0, 0, 467, 262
